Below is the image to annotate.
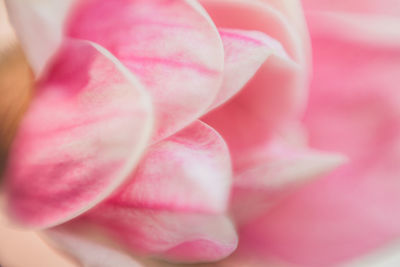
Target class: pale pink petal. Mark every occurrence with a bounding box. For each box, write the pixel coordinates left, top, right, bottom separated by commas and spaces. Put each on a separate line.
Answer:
210, 28, 288, 109
80, 210, 237, 263
257, 0, 311, 65
47, 230, 143, 267
199, 0, 309, 66
307, 11, 400, 47
0, 0, 15, 49
200, 0, 308, 172
231, 138, 346, 225
233, 13, 400, 266
5, 40, 153, 228
202, 54, 304, 172
302, 0, 400, 17
67, 0, 224, 141
4, 0, 75, 76
70, 121, 237, 263
343, 241, 400, 267
107, 121, 232, 214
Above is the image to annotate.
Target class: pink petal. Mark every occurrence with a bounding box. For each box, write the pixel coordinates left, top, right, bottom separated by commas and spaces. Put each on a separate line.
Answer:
231, 138, 346, 225
307, 11, 400, 47
47, 230, 143, 267
90, 211, 237, 263
257, 0, 311, 65
200, 0, 309, 173
4, 0, 76, 76
199, 0, 310, 67
302, 0, 400, 17
106, 121, 232, 214
0, 1, 15, 48
5, 40, 153, 228
80, 211, 237, 263
74, 121, 237, 263
202, 54, 304, 172
210, 28, 288, 109
235, 13, 400, 266
67, 0, 224, 141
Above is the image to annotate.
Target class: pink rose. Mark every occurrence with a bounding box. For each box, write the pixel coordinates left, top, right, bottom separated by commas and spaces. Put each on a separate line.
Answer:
1, 0, 400, 266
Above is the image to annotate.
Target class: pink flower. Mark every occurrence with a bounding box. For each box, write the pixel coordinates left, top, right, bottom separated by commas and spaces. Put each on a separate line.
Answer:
2, 0, 400, 266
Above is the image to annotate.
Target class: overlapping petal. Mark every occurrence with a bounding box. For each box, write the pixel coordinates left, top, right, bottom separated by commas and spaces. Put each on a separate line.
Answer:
200, 0, 309, 174
106, 121, 232, 214
4, 0, 75, 76
234, 13, 400, 266
6, 0, 225, 142
231, 138, 346, 225
5, 40, 153, 228
203, 54, 303, 170
210, 28, 286, 110
200, 0, 310, 66
67, 0, 224, 141
66, 121, 237, 263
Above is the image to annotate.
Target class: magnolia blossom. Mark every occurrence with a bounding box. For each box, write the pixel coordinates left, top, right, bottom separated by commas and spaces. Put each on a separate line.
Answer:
1, 0, 400, 266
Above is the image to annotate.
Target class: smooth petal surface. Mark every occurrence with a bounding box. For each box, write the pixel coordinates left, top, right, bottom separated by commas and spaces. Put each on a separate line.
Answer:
302, 0, 400, 16
74, 121, 236, 262
203, 54, 303, 172
80, 210, 237, 263
67, 0, 224, 141
344, 241, 400, 267
234, 13, 400, 266
200, 0, 308, 173
231, 138, 346, 225
200, 0, 309, 66
0, 0, 15, 49
48, 230, 143, 267
106, 121, 232, 214
258, 0, 311, 66
6, 40, 153, 228
210, 28, 287, 110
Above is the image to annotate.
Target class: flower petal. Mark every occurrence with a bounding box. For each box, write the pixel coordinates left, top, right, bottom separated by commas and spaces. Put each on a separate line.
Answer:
72, 121, 236, 263
231, 138, 346, 225
199, 0, 309, 66
6, 40, 153, 228
200, 0, 308, 173
234, 13, 400, 266
4, 0, 75, 76
67, 0, 224, 141
209, 28, 287, 109
302, 0, 400, 17
0, 0, 15, 49
203, 54, 303, 171
47, 230, 143, 267
80, 210, 238, 263
107, 121, 232, 214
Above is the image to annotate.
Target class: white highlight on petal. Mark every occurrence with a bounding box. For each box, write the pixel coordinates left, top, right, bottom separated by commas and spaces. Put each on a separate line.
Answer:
5, 0, 75, 76
48, 231, 143, 267
343, 241, 400, 267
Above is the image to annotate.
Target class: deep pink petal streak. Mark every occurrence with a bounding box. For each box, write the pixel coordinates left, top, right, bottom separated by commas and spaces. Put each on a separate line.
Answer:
6, 40, 153, 228
72, 121, 237, 263
67, 0, 224, 141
